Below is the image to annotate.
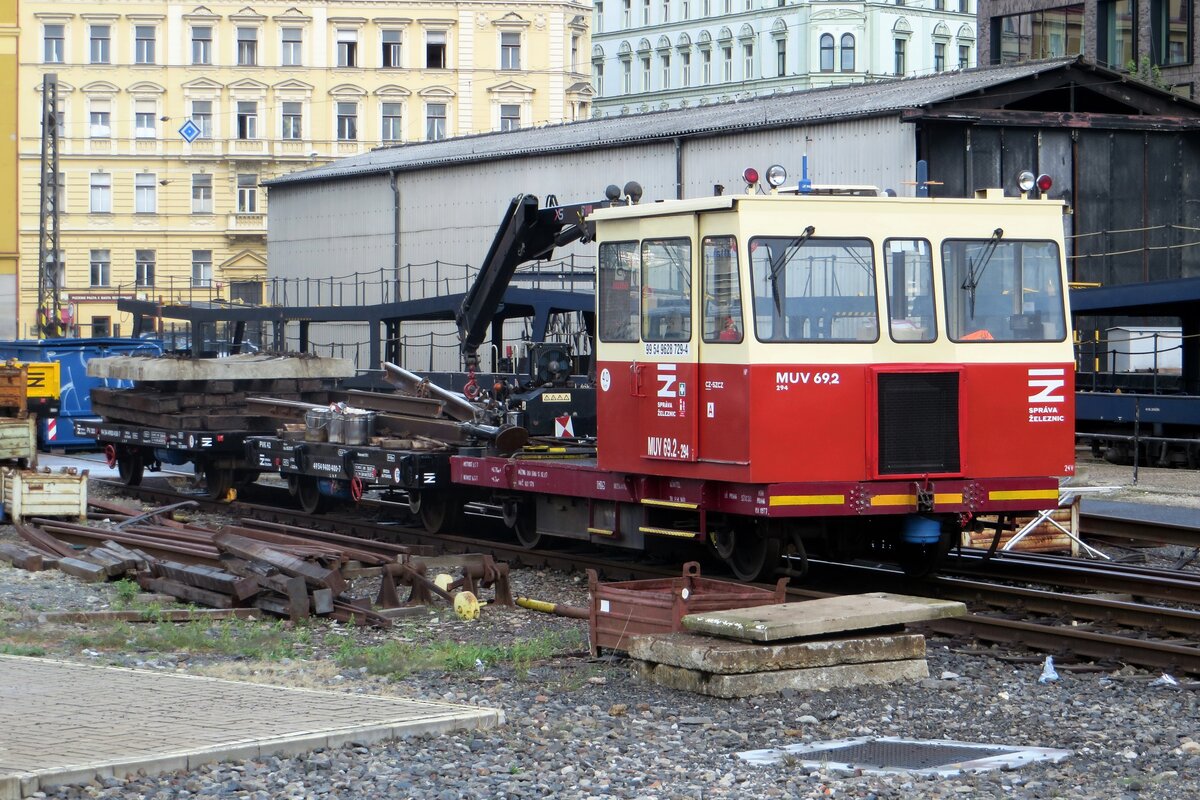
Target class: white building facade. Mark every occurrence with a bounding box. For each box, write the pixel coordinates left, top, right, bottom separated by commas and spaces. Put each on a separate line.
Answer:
592, 0, 977, 115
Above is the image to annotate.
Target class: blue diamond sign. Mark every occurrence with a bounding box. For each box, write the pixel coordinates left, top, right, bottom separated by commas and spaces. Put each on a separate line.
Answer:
178, 119, 201, 143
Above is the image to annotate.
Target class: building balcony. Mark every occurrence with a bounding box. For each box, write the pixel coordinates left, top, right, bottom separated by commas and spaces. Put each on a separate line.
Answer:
229, 139, 266, 158
226, 212, 266, 237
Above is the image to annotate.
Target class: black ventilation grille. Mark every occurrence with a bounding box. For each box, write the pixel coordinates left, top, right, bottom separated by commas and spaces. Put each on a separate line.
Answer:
877, 372, 960, 474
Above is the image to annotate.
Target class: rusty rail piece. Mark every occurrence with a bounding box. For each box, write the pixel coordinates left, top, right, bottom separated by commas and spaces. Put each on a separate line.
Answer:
1080, 511, 1200, 549
96, 478, 1200, 674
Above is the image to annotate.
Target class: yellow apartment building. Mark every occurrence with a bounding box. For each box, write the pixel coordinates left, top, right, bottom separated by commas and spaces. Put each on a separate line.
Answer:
1, 1, 18, 339
15, 1, 594, 338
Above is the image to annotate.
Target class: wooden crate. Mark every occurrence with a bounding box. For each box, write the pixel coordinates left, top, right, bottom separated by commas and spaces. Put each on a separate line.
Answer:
1, 468, 88, 523
0, 364, 28, 419
963, 499, 1079, 555
0, 417, 36, 464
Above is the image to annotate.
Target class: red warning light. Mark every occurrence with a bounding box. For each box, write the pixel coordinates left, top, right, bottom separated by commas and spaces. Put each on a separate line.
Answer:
742, 167, 759, 186
1036, 173, 1053, 192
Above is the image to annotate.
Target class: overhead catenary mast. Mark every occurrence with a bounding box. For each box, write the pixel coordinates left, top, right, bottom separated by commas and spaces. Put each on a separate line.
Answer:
36, 73, 64, 339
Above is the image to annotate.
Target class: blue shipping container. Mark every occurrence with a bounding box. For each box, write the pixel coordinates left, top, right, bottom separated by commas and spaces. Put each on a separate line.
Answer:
0, 337, 163, 449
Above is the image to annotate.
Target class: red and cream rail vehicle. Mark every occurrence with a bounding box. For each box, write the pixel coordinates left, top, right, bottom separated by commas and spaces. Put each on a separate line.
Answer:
432, 173, 1076, 579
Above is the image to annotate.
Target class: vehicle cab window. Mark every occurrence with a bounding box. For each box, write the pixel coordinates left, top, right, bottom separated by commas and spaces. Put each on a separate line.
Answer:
942, 239, 1066, 342
884, 238, 936, 342
749, 236, 877, 342
598, 241, 641, 342
702, 236, 742, 343
641, 238, 692, 342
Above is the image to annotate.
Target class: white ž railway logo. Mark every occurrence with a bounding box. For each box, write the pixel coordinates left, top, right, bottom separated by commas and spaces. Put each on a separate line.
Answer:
657, 363, 678, 398
1027, 368, 1066, 403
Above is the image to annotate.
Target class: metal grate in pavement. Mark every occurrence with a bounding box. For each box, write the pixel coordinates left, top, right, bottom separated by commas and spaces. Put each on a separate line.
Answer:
737, 736, 1071, 776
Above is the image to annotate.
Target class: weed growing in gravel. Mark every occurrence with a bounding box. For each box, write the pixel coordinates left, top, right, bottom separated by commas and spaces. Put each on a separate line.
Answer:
112, 579, 141, 608
0, 643, 47, 657
35, 618, 304, 659
333, 629, 584, 678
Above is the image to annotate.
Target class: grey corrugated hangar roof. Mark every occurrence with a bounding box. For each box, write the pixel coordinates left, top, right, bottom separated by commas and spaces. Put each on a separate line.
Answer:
268, 56, 1200, 188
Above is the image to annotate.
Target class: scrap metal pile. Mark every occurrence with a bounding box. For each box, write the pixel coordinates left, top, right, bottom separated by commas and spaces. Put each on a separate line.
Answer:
0, 498, 514, 627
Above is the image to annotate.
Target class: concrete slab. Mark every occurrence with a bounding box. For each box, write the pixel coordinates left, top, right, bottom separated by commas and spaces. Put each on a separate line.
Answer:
635, 658, 930, 698
626, 632, 925, 674
681, 593, 966, 643
86, 354, 356, 382
0, 655, 502, 799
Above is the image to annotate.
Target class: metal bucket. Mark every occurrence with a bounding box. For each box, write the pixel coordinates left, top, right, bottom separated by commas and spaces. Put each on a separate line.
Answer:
304, 408, 331, 442
327, 413, 346, 444
341, 411, 376, 445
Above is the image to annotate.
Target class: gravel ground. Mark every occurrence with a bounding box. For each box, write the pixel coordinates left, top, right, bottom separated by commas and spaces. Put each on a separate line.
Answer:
0, 459, 1197, 800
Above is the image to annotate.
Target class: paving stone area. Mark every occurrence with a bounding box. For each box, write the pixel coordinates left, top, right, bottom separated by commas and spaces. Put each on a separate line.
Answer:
0, 655, 501, 800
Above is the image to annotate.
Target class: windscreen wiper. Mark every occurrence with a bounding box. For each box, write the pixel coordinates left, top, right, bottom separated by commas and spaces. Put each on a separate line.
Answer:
770, 225, 816, 314
961, 228, 1004, 317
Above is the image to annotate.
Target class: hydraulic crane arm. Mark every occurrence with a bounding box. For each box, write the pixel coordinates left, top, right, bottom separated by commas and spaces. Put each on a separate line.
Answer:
456, 186, 639, 370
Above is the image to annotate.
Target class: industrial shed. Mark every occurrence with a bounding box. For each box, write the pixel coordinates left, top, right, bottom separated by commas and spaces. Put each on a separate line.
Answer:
265, 56, 1200, 368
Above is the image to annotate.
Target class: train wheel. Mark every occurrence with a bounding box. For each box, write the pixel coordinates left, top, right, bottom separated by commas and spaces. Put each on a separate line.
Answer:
414, 491, 460, 533
503, 500, 542, 549
199, 463, 233, 501
296, 476, 326, 515
117, 448, 145, 486
724, 528, 782, 582
709, 528, 737, 560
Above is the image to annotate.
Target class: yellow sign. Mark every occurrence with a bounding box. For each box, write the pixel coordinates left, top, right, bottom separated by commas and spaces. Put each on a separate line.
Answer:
541, 392, 571, 402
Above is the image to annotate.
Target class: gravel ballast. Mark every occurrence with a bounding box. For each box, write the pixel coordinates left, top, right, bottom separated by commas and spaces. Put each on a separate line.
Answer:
0, 457, 1196, 799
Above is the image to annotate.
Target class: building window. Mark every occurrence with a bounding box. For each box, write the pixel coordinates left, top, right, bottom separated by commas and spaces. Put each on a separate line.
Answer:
622, 59, 632, 92
597, 0, 605, 31
703, 0, 711, 15
192, 26, 212, 65
934, 41, 946, 72
840, 33, 855, 71
237, 101, 258, 139
237, 174, 257, 213
192, 250, 213, 288
382, 30, 402, 67
994, 5, 1083, 64
135, 173, 156, 213
623, 0, 632, 27
500, 103, 521, 131
336, 101, 358, 140
1151, 0, 1191, 66
721, 45, 732, 81
192, 174, 212, 213
643, 0, 651, 24
959, 0, 969, 11
237, 27, 258, 66
681, 50, 691, 85
90, 25, 110, 64
90, 316, 111, 337
337, 29, 358, 67
135, 25, 156, 64
724, 0, 732, 12
381, 102, 403, 141
426, 102, 447, 140
595, 60, 605, 95
663, 0, 671, 22
1099, 0, 1135, 67
682, 0, 690, 17
743, 43, 754, 78
136, 250, 155, 288
661, 53, 671, 87
776, 38, 787, 76
89, 173, 111, 213
90, 250, 111, 287
281, 28, 302, 66
426, 31, 447, 68
282, 102, 302, 139
135, 100, 156, 138
935, 0, 944, 8
89, 100, 111, 138
819, 33, 834, 71
895, 38, 906, 74
191, 100, 213, 139
642, 55, 651, 90
44, 24, 64, 64
959, 43, 971, 68
701, 49, 712, 83
501, 31, 521, 70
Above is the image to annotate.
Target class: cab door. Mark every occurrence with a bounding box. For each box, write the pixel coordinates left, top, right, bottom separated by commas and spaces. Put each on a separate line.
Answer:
637, 222, 699, 463
696, 229, 750, 464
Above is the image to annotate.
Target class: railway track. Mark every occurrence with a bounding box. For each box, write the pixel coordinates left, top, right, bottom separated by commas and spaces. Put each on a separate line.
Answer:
94, 477, 1200, 675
